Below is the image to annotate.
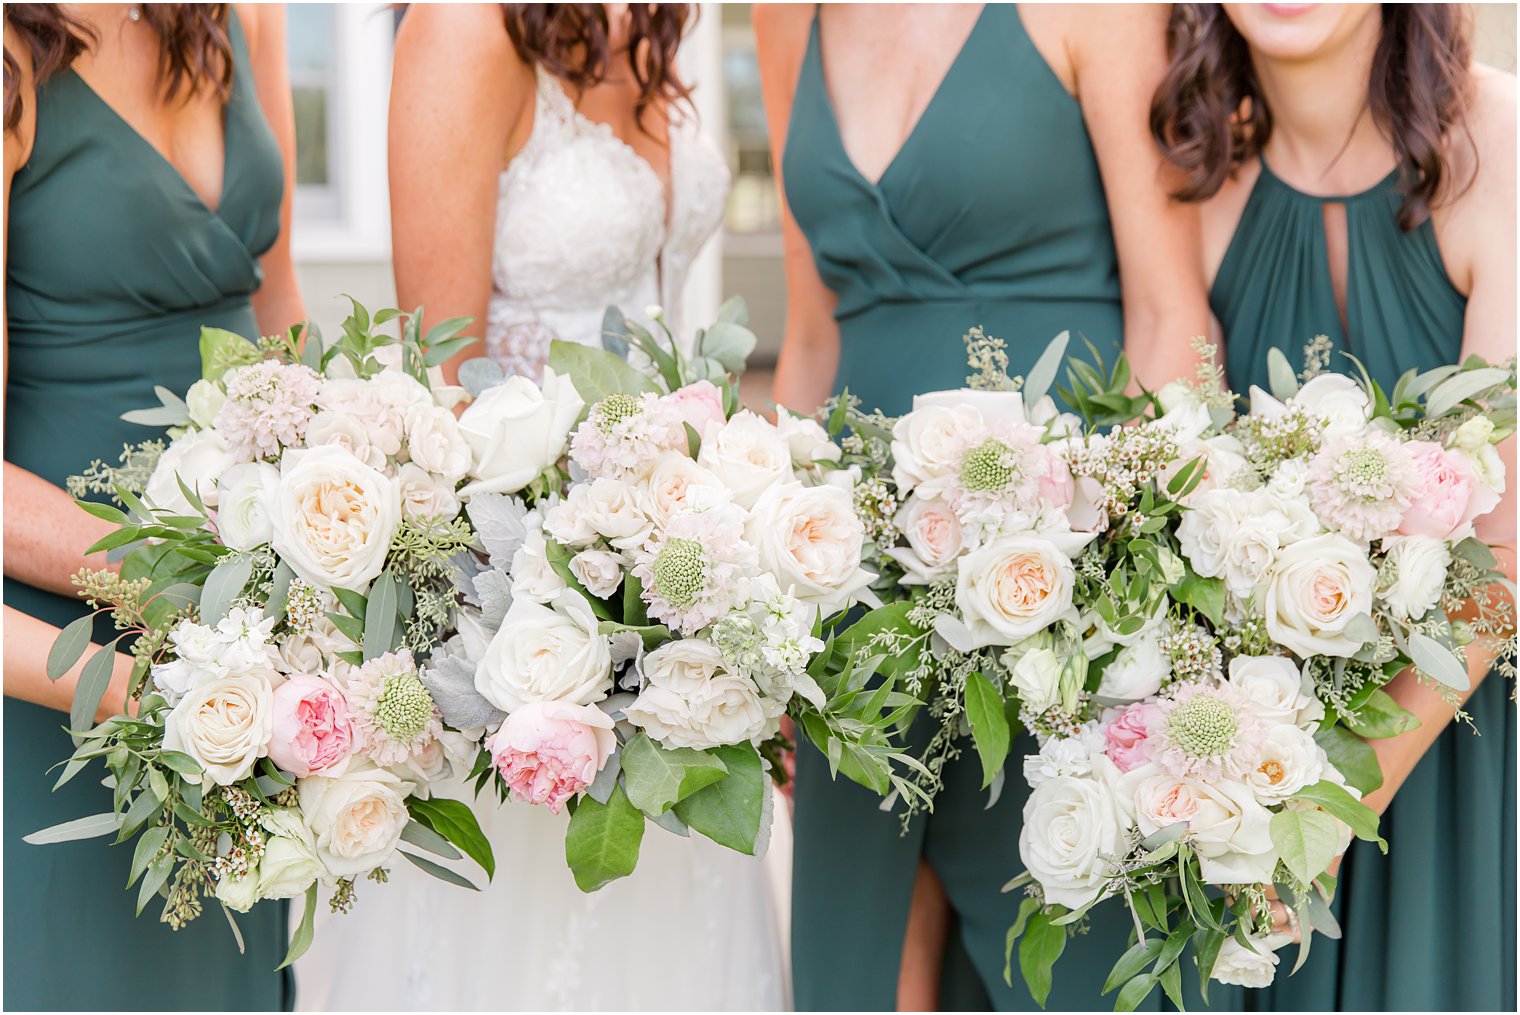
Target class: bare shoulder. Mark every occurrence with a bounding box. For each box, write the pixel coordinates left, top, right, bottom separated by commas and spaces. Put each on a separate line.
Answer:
395, 2, 517, 64
233, 4, 264, 51
1464, 65, 1516, 186
752, 3, 812, 70
391, 3, 529, 120
1062, 3, 1169, 60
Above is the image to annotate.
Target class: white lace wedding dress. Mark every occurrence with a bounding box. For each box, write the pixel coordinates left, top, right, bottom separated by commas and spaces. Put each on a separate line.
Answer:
295, 67, 790, 1012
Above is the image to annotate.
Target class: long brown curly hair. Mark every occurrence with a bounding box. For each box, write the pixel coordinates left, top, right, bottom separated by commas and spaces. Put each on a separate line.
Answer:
501, 4, 693, 131
1150, 3, 1474, 230
4, 3, 232, 132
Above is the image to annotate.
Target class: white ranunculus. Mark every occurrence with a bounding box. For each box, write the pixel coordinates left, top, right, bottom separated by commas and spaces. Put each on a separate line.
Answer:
1218, 495, 1320, 599
163, 670, 276, 786
1268, 457, 1312, 499
545, 477, 652, 552
1211, 933, 1294, 989
1008, 646, 1064, 713
298, 761, 413, 878
475, 590, 613, 711
1018, 767, 1127, 910
890, 403, 984, 494
887, 494, 965, 584
254, 808, 325, 900
270, 445, 402, 592
1175, 488, 1240, 581
509, 520, 568, 604
570, 548, 625, 599
1381, 535, 1452, 622
1294, 373, 1370, 438
955, 531, 1090, 648
303, 410, 387, 472
216, 461, 280, 551
457, 368, 583, 498
395, 462, 461, 521
1227, 655, 1324, 728
406, 404, 472, 480
639, 453, 728, 528
774, 410, 842, 467
626, 639, 773, 749
145, 428, 236, 516
275, 614, 353, 675
1097, 632, 1170, 702
185, 379, 227, 429
746, 480, 875, 617
1122, 764, 1277, 884
697, 411, 794, 509
1245, 725, 1325, 803
1264, 533, 1377, 657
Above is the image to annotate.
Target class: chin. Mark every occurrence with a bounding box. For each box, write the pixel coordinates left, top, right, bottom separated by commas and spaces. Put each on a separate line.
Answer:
1222, 2, 1379, 61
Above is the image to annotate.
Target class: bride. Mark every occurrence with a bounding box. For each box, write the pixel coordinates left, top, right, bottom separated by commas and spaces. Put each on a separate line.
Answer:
295, 5, 788, 1009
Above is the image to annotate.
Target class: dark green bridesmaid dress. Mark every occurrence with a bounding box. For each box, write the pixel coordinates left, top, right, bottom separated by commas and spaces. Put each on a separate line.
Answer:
781, 6, 1145, 1009
3, 12, 292, 1010
1213, 155, 1517, 1012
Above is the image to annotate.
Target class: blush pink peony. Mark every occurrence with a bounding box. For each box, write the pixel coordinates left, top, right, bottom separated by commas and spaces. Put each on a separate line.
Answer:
1398, 441, 1500, 542
486, 701, 617, 813
662, 381, 727, 437
267, 674, 357, 778
1105, 701, 1161, 773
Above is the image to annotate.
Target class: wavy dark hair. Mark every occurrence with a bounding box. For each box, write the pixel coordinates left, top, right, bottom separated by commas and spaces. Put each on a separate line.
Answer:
4, 3, 232, 132
1150, 3, 1474, 230
501, 4, 693, 131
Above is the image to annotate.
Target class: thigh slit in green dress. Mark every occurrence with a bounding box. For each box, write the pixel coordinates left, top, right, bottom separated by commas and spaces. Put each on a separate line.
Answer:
1211, 154, 1517, 1013
3, 12, 293, 1010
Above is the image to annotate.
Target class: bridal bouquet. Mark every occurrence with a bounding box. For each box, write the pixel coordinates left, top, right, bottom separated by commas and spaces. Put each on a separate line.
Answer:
1004, 339, 1515, 1006
419, 301, 919, 891
29, 303, 493, 965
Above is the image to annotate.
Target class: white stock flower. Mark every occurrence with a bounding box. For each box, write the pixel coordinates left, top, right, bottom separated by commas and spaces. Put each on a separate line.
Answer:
474, 590, 613, 711
298, 761, 413, 878
457, 368, 583, 497
270, 445, 402, 592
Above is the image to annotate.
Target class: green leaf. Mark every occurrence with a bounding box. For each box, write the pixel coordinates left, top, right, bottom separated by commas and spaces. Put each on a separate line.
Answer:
1293, 779, 1387, 851
622, 571, 649, 627
127, 825, 169, 888
1104, 937, 1163, 995
619, 734, 731, 816
400, 849, 479, 890
1407, 632, 1470, 690
75, 499, 131, 524
1019, 909, 1069, 1008
671, 741, 765, 854
548, 339, 659, 408
200, 555, 253, 626
699, 320, 758, 373
199, 326, 260, 381
47, 614, 95, 681
265, 562, 296, 621
1344, 688, 1421, 738
965, 671, 1011, 789
1426, 366, 1511, 418
1193, 927, 1225, 1005
1267, 347, 1300, 400
331, 586, 368, 622
1114, 974, 1157, 1012
1022, 331, 1069, 408
363, 570, 399, 661
70, 643, 118, 735
278, 885, 319, 969
565, 783, 646, 891
23, 811, 121, 844
1171, 568, 1225, 627
136, 853, 175, 916
1313, 726, 1383, 794
408, 796, 495, 880
715, 295, 749, 325
1270, 808, 1341, 884
1003, 896, 1042, 986
400, 819, 461, 860
423, 335, 478, 367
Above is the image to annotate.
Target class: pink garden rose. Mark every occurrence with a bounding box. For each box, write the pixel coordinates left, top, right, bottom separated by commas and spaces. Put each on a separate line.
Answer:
1105, 702, 1161, 773
1398, 441, 1500, 542
486, 701, 617, 813
267, 674, 357, 778
661, 381, 727, 437
1034, 449, 1075, 513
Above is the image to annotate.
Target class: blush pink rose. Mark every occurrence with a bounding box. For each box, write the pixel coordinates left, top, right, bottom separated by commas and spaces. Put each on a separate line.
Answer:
661, 381, 727, 437
1034, 449, 1075, 513
1106, 702, 1161, 773
1398, 441, 1499, 542
267, 674, 357, 778
486, 701, 617, 813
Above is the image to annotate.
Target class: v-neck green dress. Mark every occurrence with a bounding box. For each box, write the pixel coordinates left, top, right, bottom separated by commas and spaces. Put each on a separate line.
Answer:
3, 12, 292, 1010
1213, 156, 1516, 1012
781, 6, 1143, 1009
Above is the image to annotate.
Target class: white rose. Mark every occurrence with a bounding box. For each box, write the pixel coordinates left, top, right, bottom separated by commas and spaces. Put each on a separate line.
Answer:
254, 809, 325, 900
570, 548, 625, 599
163, 670, 276, 786
1380, 535, 1452, 622
1218, 495, 1320, 599
1294, 373, 1370, 438
1245, 725, 1325, 803
911, 388, 1027, 426
395, 462, 461, 521
639, 453, 728, 528
1264, 533, 1377, 657
298, 761, 413, 878
1008, 646, 1064, 713
1018, 769, 1127, 910
216, 461, 279, 551
627, 639, 773, 749
276, 614, 353, 675
890, 403, 984, 494
775, 410, 842, 467
1097, 633, 1170, 702
545, 477, 652, 552
214, 869, 261, 913
457, 368, 583, 498
886, 495, 965, 584
1175, 488, 1239, 580
475, 589, 613, 711
1154, 380, 1196, 415
185, 379, 227, 429
1451, 416, 1506, 493
1123, 764, 1277, 884
145, 428, 235, 515
1154, 399, 1213, 444
1211, 933, 1294, 989
746, 480, 875, 617
1227, 655, 1324, 728
697, 411, 794, 509
406, 404, 472, 480
955, 532, 1090, 648
509, 520, 568, 604
303, 411, 387, 472
270, 445, 402, 592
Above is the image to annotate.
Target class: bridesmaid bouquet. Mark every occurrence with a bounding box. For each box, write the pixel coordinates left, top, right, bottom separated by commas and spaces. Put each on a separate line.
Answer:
28, 302, 493, 965
419, 300, 920, 891
1005, 339, 1516, 1005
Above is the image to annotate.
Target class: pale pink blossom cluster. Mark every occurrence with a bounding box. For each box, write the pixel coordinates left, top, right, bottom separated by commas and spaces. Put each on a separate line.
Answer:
569, 381, 726, 480
215, 361, 322, 461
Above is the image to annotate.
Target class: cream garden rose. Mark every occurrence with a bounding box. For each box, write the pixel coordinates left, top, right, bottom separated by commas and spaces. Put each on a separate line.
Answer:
457, 368, 583, 497
1264, 533, 1377, 657
298, 761, 413, 878
746, 480, 875, 618
639, 453, 727, 528
890, 402, 984, 494
270, 445, 402, 592
955, 531, 1089, 648
163, 670, 276, 786
697, 410, 795, 509
475, 590, 613, 712
216, 461, 279, 551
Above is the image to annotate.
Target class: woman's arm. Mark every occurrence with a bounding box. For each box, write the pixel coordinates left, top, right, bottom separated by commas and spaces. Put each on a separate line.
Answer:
240, 4, 307, 336
754, 4, 841, 415
389, 3, 530, 385
3, 607, 132, 720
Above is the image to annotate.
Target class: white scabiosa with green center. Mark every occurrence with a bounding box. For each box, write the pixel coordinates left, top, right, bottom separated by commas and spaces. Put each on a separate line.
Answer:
1149, 680, 1264, 781
345, 649, 442, 767
1307, 429, 1419, 542
568, 391, 684, 480
632, 496, 758, 635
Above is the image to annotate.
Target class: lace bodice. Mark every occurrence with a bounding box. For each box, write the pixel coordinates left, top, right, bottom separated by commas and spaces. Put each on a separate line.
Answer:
487, 66, 730, 377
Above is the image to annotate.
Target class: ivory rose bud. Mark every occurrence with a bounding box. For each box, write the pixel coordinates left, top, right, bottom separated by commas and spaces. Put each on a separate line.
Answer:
486, 700, 616, 813
185, 379, 227, 429
216, 461, 279, 551
253, 809, 325, 901
475, 590, 613, 712
954, 531, 1090, 648
163, 670, 276, 786
270, 445, 402, 592
1212, 934, 1294, 989
457, 368, 583, 498
570, 548, 626, 599
1264, 533, 1377, 657
298, 762, 413, 878
395, 462, 461, 521
887, 495, 964, 584
406, 404, 472, 480
267, 674, 357, 778
774, 410, 843, 467
1008, 647, 1065, 713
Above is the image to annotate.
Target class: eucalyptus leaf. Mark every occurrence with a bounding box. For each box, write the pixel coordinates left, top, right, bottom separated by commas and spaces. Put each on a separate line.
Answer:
23, 811, 121, 845
1427, 366, 1511, 418
1408, 631, 1471, 690
200, 555, 253, 626
46, 614, 95, 681
1022, 330, 1070, 408
400, 819, 462, 860
1267, 347, 1300, 400
362, 570, 399, 661
70, 643, 118, 736
458, 356, 506, 395
400, 850, 479, 890
698, 321, 758, 373
277, 885, 319, 969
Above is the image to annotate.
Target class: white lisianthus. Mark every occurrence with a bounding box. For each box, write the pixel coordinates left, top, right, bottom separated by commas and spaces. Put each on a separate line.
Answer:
457, 368, 583, 497
216, 461, 280, 551
1008, 646, 1065, 713
298, 761, 413, 878
1380, 535, 1452, 622
406, 404, 472, 480
1097, 632, 1170, 702
475, 590, 613, 711
697, 411, 794, 509
746, 480, 875, 617
774, 410, 843, 467
1227, 656, 1324, 728
254, 808, 325, 900
185, 378, 227, 429
1245, 725, 1325, 803
145, 428, 235, 516
1450, 416, 1506, 493
890, 403, 984, 494
270, 445, 401, 592
395, 462, 461, 521
509, 519, 567, 604
639, 453, 727, 528
163, 670, 276, 786
887, 495, 964, 584
545, 477, 653, 552
1264, 533, 1377, 657
1018, 765, 1126, 909
570, 548, 625, 599
955, 531, 1090, 648
1211, 933, 1294, 989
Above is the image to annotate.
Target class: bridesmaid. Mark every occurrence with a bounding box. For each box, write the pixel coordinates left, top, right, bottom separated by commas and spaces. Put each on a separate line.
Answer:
1152, 4, 1516, 1010
4, 3, 304, 1008
755, 4, 1208, 1009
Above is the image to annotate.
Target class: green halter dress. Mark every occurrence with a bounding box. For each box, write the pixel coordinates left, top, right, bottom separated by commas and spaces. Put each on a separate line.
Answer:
781, 6, 1143, 1009
1213, 155, 1516, 1012
3, 12, 292, 1009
